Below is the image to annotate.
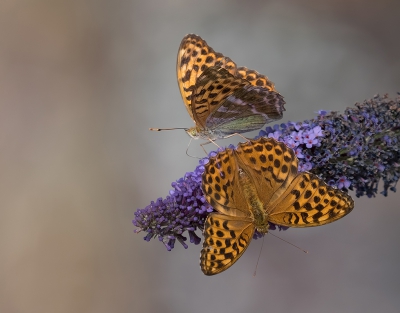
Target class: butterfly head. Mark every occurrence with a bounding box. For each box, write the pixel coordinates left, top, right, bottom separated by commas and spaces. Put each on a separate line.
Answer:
185, 126, 200, 139
251, 202, 270, 234
186, 126, 220, 140
256, 222, 270, 235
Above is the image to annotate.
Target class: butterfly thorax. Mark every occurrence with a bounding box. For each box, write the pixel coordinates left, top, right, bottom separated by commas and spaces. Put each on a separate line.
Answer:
186, 126, 222, 140
237, 167, 270, 235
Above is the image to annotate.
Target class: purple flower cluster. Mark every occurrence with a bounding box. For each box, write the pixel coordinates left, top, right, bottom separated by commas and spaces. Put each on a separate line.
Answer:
259, 124, 324, 172
258, 94, 400, 197
133, 94, 400, 250
133, 160, 212, 250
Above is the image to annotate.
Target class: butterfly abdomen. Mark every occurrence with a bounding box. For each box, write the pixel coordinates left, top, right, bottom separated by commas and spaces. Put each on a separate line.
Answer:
237, 167, 269, 233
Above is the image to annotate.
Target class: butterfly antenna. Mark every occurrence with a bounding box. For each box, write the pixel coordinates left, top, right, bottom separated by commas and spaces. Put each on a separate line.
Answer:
253, 235, 265, 277
149, 127, 187, 131
268, 232, 308, 254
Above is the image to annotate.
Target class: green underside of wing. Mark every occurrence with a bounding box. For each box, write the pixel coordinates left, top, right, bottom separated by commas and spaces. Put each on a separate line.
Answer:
217, 115, 267, 134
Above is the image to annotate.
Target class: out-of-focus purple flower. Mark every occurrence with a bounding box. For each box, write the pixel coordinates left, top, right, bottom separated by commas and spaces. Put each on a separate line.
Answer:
304, 135, 318, 148
303, 162, 313, 171
291, 131, 303, 143
311, 126, 323, 137
304, 154, 313, 162
375, 163, 385, 172
292, 122, 303, 131
295, 148, 305, 159
337, 176, 351, 189
316, 110, 330, 116
303, 130, 316, 140
267, 130, 281, 140
298, 163, 308, 172
259, 130, 267, 137
298, 161, 313, 172
285, 138, 297, 149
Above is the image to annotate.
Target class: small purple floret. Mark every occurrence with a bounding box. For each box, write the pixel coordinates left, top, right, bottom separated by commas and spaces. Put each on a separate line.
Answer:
337, 176, 351, 189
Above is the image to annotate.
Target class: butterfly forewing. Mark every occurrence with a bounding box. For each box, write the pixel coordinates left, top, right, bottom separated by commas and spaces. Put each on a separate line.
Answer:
202, 148, 251, 218
205, 85, 285, 134
234, 139, 354, 226
235, 138, 298, 206
177, 34, 237, 121
201, 213, 255, 275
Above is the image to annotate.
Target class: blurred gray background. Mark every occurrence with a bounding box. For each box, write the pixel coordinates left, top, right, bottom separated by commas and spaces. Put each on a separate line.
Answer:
1, 1, 399, 312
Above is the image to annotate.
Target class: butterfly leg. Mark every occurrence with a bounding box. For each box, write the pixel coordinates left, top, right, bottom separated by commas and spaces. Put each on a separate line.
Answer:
184, 137, 219, 159
199, 139, 221, 155
223, 133, 250, 142
185, 137, 204, 159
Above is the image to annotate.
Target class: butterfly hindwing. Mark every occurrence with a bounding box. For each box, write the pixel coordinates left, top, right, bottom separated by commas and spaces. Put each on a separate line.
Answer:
200, 213, 255, 276
235, 138, 299, 206
205, 85, 285, 134
268, 173, 354, 227
202, 148, 251, 218
236, 66, 276, 91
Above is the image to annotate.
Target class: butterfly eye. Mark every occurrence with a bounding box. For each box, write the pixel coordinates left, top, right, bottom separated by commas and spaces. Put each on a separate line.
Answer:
186, 127, 199, 139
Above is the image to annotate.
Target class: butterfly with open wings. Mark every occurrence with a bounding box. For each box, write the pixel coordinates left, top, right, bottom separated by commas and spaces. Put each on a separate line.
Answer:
200, 138, 354, 275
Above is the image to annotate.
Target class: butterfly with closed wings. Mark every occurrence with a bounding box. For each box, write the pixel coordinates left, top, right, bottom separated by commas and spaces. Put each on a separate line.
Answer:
152, 34, 286, 142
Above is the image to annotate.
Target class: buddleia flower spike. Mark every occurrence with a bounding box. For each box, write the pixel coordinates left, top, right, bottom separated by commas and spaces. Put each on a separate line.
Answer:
134, 94, 400, 254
